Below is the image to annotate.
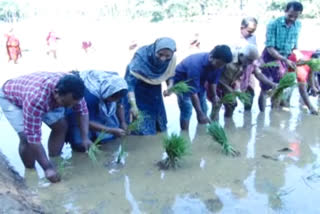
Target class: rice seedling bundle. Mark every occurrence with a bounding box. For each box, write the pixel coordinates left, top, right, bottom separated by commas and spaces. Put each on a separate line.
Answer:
305, 58, 320, 71
207, 122, 240, 157
260, 61, 279, 68
271, 72, 296, 103
158, 133, 190, 169
168, 81, 193, 95
220, 92, 252, 106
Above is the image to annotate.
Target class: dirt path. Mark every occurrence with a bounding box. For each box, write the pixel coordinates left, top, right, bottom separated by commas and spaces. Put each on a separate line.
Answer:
0, 152, 44, 214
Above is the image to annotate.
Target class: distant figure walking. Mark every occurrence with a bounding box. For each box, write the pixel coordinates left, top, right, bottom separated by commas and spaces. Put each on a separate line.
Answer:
5, 29, 21, 64
46, 31, 60, 59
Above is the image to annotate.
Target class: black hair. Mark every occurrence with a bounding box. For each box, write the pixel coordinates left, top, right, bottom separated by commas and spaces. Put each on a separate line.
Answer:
55, 74, 85, 100
109, 89, 128, 100
241, 17, 258, 27
209, 45, 233, 64
312, 50, 320, 59
285, 1, 303, 12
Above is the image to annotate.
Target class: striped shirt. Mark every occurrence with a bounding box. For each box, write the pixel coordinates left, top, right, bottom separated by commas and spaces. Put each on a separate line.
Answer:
265, 16, 301, 58
3, 72, 88, 144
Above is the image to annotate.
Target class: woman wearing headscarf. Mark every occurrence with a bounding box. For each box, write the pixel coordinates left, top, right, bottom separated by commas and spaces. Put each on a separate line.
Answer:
66, 70, 128, 152
124, 37, 177, 135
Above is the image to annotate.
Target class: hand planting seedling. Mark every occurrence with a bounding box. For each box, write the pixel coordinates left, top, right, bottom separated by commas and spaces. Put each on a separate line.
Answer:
270, 72, 296, 105
127, 111, 147, 133
157, 133, 190, 170
207, 122, 240, 157
56, 157, 72, 177
219, 91, 252, 106
211, 92, 251, 119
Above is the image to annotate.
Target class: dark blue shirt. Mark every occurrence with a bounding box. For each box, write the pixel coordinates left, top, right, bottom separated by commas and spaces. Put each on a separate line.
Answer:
173, 53, 223, 94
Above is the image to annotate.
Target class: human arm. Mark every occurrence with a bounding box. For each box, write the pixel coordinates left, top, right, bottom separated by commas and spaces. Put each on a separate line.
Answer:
163, 78, 174, 97
125, 70, 139, 119
73, 98, 92, 150
253, 66, 277, 89
266, 47, 296, 69
265, 22, 296, 69
298, 83, 318, 115
76, 113, 92, 150
22, 98, 60, 182
88, 121, 126, 137
191, 93, 210, 124
116, 101, 128, 131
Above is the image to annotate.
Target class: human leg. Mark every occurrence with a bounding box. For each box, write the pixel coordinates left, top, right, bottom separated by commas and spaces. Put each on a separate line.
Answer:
178, 94, 192, 131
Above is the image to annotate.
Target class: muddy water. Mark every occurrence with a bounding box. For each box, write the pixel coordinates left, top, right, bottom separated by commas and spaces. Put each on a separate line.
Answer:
1, 87, 320, 214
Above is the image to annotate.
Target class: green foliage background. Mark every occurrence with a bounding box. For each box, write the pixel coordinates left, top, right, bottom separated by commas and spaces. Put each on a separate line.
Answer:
0, 0, 319, 23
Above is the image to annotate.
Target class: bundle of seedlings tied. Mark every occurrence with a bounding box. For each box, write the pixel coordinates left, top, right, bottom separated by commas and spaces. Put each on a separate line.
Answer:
88, 132, 104, 164
298, 58, 320, 71
207, 122, 240, 157
211, 92, 251, 119
168, 81, 193, 95
157, 133, 190, 170
219, 91, 252, 106
270, 72, 297, 105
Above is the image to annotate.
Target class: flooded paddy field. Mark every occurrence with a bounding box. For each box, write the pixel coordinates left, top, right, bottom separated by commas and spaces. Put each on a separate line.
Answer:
0, 19, 320, 213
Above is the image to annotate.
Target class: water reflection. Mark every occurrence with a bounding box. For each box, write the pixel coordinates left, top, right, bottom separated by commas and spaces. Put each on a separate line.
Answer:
1, 81, 320, 212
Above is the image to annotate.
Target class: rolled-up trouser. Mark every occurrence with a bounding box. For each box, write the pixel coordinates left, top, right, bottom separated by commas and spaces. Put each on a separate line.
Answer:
177, 91, 208, 122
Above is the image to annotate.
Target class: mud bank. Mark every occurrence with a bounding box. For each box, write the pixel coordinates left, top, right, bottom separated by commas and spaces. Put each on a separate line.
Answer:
0, 152, 43, 214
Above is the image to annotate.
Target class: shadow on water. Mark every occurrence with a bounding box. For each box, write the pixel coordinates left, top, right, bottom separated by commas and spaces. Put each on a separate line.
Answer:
1, 83, 320, 212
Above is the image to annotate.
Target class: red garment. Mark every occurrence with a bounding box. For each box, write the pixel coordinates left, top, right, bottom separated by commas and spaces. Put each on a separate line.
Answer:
288, 50, 314, 83
6, 34, 21, 61
46, 32, 59, 46
3, 72, 88, 144
82, 41, 92, 50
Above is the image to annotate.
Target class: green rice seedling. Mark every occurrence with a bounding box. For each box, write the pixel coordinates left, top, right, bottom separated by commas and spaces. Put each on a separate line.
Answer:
57, 157, 71, 176
115, 144, 128, 165
271, 72, 297, 104
220, 92, 252, 106
210, 92, 251, 120
88, 132, 104, 164
306, 58, 320, 71
168, 81, 193, 95
207, 122, 240, 157
260, 61, 279, 68
157, 133, 190, 170
127, 111, 146, 132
